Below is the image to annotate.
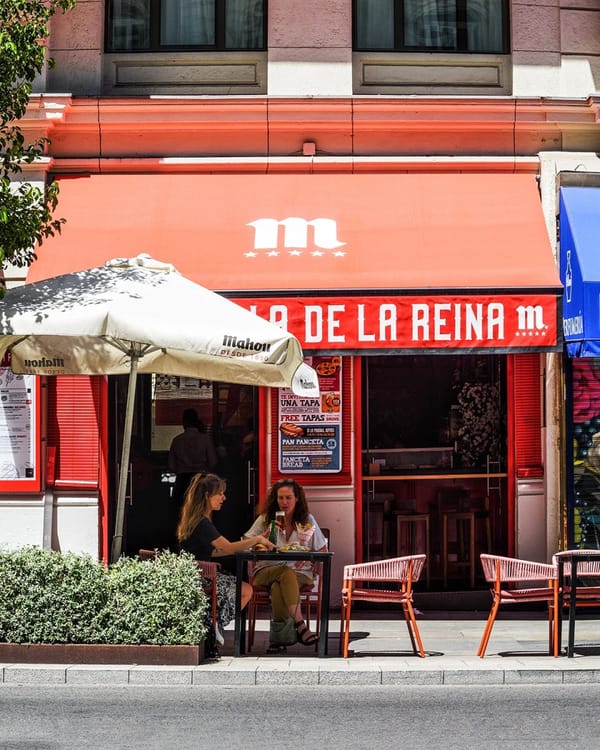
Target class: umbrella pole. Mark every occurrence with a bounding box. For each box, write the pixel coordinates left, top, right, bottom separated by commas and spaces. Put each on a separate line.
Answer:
110, 353, 139, 564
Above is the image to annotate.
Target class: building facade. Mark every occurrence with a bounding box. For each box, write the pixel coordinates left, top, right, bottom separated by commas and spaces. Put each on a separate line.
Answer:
2, 1, 600, 595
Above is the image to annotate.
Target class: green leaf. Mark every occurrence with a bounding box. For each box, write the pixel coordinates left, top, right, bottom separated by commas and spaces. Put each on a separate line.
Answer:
0, 0, 76, 270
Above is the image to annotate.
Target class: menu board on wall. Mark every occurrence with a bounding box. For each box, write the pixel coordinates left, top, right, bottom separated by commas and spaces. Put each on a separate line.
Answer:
278, 356, 342, 473
0, 367, 40, 491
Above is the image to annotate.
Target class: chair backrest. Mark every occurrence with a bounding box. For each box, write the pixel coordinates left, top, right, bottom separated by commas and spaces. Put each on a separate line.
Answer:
396, 497, 417, 513
552, 549, 600, 578
480, 554, 556, 584
197, 560, 219, 579
468, 494, 490, 513
436, 487, 468, 513
342, 554, 426, 584
138, 548, 158, 561
321, 527, 331, 550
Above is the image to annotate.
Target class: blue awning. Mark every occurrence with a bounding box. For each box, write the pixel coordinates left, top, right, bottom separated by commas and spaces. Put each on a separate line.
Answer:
560, 187, 600, 357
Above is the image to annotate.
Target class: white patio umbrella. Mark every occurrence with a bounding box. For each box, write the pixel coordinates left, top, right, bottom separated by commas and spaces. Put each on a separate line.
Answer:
0, 254, 319, 563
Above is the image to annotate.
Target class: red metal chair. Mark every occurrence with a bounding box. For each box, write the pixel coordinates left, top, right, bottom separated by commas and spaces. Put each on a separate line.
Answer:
552, 549, 600, 604
478, 553, 559, 658
339, 554, 426, 658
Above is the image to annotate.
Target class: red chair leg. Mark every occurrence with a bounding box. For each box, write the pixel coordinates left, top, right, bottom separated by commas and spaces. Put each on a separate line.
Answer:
477, 596, 500, 658
550, 582, 560, 658
340, 594, 352, 658
402, 600, 425, 657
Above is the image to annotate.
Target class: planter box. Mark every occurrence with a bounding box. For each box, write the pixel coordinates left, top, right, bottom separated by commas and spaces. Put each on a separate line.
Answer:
0, 643, 203, 665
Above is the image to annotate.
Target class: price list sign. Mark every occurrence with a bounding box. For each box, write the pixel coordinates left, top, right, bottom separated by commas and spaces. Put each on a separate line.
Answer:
0, 367, 40, 491
278, 356, 342, 473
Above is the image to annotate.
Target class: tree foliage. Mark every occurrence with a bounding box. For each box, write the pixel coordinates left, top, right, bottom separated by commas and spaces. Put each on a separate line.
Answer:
0, 0, 76, 271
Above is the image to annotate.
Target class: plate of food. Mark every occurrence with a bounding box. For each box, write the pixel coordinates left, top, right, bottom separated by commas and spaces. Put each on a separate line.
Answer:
278, 544, 311, 552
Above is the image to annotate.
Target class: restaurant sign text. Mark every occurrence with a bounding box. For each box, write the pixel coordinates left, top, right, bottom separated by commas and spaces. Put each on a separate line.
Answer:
237, 294, 559, 351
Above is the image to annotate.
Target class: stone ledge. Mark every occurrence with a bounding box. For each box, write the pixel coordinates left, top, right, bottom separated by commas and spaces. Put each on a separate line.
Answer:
0, 643, 202, 666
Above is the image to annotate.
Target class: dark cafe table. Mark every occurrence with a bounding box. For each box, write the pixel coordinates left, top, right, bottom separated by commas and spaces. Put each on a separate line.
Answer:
555, 549, 600, 658
233, 549, 334, 658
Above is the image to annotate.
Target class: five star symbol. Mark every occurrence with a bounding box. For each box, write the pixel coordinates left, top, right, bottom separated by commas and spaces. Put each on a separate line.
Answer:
516, 328, 548, 336
243, 249, 347, 259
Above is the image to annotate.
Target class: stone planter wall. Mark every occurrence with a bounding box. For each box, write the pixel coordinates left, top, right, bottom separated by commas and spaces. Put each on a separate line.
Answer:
0, 643, 203, 665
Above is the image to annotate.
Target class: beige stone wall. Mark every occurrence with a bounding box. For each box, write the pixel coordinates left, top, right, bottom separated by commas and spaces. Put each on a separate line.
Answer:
512, 0, 600, 96
267, 0, 352, 95
46, 0, 104, 94
41, 0, 600, 98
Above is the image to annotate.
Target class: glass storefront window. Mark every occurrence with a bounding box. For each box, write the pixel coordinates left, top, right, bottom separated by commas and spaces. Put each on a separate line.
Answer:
362, 353, 505, 471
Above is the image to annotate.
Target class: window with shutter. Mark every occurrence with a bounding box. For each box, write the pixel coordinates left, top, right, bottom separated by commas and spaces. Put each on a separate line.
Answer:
47, 376, 105, 489
513, 353, 543, 478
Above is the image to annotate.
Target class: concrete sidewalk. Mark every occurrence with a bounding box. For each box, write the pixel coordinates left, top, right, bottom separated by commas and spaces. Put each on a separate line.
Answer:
2, 610, 600, 686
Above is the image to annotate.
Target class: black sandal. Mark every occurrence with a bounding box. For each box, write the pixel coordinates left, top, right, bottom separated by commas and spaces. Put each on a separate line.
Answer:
295, 620, 318, 647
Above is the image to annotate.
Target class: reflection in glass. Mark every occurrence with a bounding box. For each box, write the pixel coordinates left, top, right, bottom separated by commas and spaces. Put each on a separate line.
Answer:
355, 0, 394, 50
466, 0, 504, 52
161, 0, 214, 46
354, 0, 506, 53
225, 0, 264, 49
109, 0, 150, 50
404, 0, 456, 49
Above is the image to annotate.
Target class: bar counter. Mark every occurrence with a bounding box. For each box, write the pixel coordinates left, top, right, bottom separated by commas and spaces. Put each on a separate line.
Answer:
364, 472, 507, 481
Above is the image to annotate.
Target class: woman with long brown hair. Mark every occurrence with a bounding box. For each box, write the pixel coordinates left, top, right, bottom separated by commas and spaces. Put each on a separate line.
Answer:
177, 472, 274, 659
244, 479, 327, 654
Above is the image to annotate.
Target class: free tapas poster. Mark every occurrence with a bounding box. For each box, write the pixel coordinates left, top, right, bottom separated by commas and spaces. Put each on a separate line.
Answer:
278, 355, 342, 473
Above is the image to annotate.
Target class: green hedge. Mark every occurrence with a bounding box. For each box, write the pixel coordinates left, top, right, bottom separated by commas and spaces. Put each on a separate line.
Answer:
0, 547, 207, 645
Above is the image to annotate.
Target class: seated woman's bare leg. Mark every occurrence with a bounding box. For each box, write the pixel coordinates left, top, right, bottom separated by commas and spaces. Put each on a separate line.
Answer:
241, 581, 253, 609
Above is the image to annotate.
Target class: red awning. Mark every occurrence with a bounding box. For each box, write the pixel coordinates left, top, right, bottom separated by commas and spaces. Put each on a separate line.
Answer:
29, 173, 561, 294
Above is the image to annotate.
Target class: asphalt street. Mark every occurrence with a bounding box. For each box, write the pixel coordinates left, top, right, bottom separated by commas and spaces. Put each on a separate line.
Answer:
2, 683, 600, 750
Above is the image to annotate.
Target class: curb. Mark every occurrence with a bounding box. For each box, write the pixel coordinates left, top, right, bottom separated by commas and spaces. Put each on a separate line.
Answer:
2, 657, 600, 687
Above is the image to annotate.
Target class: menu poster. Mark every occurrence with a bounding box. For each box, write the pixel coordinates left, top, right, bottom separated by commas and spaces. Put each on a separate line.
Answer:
278, 356, 342, 473
0, 367, 40, 491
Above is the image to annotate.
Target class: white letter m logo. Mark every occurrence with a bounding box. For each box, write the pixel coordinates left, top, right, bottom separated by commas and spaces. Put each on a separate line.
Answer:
247, 217, 345, 250
516, 305, 545, 331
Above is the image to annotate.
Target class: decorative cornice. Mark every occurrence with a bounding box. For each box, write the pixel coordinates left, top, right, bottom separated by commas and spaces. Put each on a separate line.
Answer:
51, 155, 542, 175
20, 95, 600, 171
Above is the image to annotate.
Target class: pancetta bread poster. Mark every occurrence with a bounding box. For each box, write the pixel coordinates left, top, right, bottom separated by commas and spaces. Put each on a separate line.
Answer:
278, 356, 341, 473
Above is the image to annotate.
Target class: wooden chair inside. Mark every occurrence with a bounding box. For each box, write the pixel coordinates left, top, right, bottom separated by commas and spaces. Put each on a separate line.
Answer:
339, 554, 427, 658
436, 487, 476, 588
466, 493, 493, 553
478, 553, 558, 658
246, 528, 330, 654
393, 498, 430, 587
368, 493, 395, 558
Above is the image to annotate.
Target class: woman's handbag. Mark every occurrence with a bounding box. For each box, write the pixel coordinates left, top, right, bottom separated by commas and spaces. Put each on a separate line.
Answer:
269, 617, 297, 646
